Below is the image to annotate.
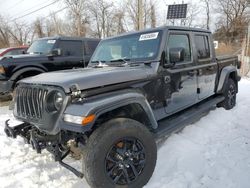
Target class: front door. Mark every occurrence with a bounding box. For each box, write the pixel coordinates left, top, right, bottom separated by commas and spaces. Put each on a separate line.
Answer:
193, 34, 217, 100
53, 40, 84, 70
163, 32, 198, 115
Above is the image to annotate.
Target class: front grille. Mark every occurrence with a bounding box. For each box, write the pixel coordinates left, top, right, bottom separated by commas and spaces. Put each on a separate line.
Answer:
16, 85, 48, 120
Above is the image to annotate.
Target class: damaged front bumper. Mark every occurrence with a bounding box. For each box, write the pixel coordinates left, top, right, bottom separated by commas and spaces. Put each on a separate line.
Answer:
4, 119, 84, 178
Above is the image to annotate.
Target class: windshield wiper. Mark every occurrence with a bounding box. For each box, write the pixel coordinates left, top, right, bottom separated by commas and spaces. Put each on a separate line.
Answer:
91, 61, 108, 68
91, 60, 106, 64
109, 58, 131, 66
29, 52, 42, 54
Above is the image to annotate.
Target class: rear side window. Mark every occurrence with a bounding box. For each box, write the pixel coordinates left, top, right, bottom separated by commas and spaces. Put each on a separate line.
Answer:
4, 49, 25, 56
60, 40, 83, 56
194, 35, 210, 59
168, 34, 191, 62
85, 41, 99, 55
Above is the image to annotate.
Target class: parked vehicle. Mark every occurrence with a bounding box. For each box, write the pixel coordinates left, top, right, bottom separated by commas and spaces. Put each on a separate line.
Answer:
4, 26, 241, 188
0, 46, 28, 58
0, 36, 100, 97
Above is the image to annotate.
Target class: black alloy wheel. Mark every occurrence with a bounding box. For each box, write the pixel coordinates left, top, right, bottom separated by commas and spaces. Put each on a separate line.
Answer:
217, 78, 237, 110
227, 83, 236, 107
82, 118, 157, 188
105, 138, 146, 185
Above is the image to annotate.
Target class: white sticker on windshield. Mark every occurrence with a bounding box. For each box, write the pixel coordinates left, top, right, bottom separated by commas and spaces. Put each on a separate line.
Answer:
139, 32, 159, 41
47, 40, 56, 44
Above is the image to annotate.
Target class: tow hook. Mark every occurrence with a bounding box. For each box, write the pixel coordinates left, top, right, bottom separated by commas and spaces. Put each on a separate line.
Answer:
4, 119, 31, 139
4, 120, 16, 138
30, 130, 43, 154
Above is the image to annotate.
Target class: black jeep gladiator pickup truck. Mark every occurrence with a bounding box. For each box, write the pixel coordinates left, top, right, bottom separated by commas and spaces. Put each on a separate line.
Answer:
0, 36, 100, 97
4, 26, 241, 188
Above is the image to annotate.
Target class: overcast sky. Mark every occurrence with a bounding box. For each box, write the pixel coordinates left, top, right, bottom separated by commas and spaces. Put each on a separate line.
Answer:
0, 0, 215, 30
0, 0, 66, 22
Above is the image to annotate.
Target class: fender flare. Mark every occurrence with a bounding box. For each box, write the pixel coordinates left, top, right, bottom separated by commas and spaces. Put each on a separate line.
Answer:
216, 66, 238, 93
10, 67, 46, 81
62, 90, 158, 133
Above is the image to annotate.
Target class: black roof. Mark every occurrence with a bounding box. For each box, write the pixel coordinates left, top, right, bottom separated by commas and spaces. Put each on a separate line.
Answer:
165, 26, 211, 33
104, 26, 211, 40
36, 36, 100, 41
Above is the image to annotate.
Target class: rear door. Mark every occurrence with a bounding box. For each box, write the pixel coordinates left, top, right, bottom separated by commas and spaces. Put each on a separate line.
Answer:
164, 31, 198, 115
193, 34, 217, 100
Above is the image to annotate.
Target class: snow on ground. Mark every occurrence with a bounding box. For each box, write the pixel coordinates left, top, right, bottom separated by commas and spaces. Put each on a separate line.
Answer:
1, 79, 250, 188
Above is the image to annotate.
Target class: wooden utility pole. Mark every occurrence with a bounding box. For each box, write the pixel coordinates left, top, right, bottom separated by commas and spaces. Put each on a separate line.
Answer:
138, 0, 143, 30
246, 24, 250, 56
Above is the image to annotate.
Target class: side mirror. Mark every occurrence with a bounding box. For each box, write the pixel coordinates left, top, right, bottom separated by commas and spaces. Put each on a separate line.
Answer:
49, 48, 61, 57
169, 47, 185, 64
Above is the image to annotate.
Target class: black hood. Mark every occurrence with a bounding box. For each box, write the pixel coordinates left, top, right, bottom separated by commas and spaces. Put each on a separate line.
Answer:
0, 53, 46, 64
20, 64, 159, 93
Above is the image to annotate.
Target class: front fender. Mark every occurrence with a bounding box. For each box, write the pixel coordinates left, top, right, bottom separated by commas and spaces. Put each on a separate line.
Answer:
10, 67, 46, 81
61, 90, 158, 133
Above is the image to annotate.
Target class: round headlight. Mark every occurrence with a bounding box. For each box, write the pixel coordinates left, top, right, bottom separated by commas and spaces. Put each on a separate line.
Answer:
54, 92, 63, 111
46, 91, 64, 112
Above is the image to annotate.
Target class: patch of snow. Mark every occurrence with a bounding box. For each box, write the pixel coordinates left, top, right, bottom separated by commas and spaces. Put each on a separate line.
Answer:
0, 79, 250, 188
145, 79, 250, 188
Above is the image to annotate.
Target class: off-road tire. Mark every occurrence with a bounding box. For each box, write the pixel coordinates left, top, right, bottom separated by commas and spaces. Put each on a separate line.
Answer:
82, 118, 157, 188
218, 78, 237, 110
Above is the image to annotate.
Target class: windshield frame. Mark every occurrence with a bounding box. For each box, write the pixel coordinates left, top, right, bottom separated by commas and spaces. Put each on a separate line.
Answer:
27, 39, 57, 55
90, 30, 163, 65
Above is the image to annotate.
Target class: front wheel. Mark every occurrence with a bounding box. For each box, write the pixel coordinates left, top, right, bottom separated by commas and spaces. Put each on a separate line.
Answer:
82, 118, 157, 188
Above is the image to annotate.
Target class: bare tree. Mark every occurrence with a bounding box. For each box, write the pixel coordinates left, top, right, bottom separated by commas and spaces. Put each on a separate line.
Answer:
126, 0, 153, 30
201, 0, 210, 30
181, 3, 201, 27
0, 16, 10, 48
150, 1, 156, 28
33, 18, 45, 38
88, 0, 114, 38
8, 21, 32, 45
214, 0, 250, 43
107, 6, 127, 36
65, 0, 88, 37
47, 13, 69, 36
113, 11, 126, 34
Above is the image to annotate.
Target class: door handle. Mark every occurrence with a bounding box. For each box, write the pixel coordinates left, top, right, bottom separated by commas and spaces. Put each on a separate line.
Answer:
207, 66, 214, 71
188, 70, 197, 76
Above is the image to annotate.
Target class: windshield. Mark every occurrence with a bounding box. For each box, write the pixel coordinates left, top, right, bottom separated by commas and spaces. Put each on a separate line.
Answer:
27, 39, 56, 55
90, 31, 162, 63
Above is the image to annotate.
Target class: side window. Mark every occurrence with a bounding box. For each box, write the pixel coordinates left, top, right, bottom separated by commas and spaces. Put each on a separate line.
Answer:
168, 34, 191, 62
85, 41, 99, 55
60, 40, 82, 56
4, 50, 20, 56
4, 51, 13, 56
12, 49, 25, 55
194, 35, 210, 59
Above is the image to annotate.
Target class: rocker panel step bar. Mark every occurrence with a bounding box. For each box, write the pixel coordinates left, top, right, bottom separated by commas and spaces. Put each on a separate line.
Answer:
154, 95, 225, 139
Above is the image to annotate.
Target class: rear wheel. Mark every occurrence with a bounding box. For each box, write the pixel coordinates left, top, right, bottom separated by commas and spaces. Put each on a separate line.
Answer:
218, 78, 237, 110
82, 118, 157, 188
